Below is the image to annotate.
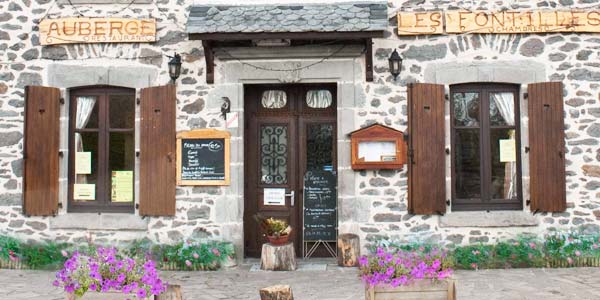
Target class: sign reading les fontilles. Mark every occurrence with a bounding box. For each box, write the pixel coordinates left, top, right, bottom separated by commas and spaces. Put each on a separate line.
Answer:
398, 10, 600, 35
39, 18, 156, 45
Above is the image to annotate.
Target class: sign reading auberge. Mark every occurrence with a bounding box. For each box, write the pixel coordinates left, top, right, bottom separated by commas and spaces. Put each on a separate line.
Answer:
39, 18, 156, 45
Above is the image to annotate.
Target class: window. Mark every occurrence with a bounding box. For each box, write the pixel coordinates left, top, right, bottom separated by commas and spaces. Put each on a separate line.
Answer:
68, 87, 135, 213
261, 90, 287, 109
306, 90, 333, 108
451, 83, 522, 211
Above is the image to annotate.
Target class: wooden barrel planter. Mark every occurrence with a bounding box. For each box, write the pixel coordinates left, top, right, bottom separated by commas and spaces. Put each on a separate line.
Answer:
365, 280, 456, 300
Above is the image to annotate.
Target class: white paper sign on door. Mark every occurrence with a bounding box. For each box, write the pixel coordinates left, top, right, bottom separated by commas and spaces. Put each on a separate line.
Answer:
264, 188, 286, 206
499, 139, 516, 162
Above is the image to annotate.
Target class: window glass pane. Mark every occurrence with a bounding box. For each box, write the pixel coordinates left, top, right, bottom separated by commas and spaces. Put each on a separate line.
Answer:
110, 94, 135, 128
453, 92, 480, 126
261, 90, 287, 109
358, 141, 396, 162
73, 132, 98, 201
109, 132, 135, 202
75, 96, 98, 129
489, 92, 515, 126
491, 129, 517, 200
454, 129, 481, 199
306, 90, 333, 108
307, 124, 334, 172
261, 125, 288, 184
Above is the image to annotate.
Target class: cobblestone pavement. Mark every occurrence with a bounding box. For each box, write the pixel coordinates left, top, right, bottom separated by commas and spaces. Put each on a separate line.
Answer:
2, 263, 600, 300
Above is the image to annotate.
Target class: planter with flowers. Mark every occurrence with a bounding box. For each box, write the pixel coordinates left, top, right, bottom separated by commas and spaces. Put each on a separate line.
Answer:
359, 247, 455, 300
254, 214, 292, 245
54, 247, 168, 300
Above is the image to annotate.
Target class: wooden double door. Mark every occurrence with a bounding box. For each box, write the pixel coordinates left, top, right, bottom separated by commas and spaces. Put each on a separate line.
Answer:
244, 84, 337, 257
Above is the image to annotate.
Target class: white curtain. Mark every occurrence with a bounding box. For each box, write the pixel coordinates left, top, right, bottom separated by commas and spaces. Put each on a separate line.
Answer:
74, 96, 96, 184
261, 90, 287, 109
306, 90, 332, 108
491, 92, 517, 200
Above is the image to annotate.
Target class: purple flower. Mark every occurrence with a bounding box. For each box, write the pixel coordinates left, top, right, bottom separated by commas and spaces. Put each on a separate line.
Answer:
136, 288, 147, 298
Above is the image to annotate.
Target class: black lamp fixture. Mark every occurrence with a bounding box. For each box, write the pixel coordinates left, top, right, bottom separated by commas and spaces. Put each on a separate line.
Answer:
167, 52, 182, 83
388, 49, 403, 80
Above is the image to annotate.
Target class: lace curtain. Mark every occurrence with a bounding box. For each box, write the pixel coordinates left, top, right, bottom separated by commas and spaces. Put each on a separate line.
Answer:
261, 90, 287, 109
74, 96, 96, 183
306, 90, 332, 108
491, 92, 517, 200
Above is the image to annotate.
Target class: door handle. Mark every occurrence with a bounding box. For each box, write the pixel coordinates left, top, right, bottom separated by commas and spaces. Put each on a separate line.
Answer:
285, 190, 295, 206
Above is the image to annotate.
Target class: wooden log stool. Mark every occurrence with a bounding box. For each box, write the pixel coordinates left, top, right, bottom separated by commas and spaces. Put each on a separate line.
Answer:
260, 242, 297, 271
259, 285, 294, 300
337, 233, 360, 267
155, 284, 182, 300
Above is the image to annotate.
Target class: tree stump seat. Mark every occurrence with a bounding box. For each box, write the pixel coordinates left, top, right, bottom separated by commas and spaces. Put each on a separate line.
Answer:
260, 242, 297, 271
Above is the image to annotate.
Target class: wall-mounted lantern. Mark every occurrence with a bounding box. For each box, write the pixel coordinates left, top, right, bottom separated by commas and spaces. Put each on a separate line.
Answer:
388, 49, 403, 80
168, 52, 182, 83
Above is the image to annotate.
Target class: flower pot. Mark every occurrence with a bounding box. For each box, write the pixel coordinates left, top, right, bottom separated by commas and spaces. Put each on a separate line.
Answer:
365, 279, 456, 300
267, 235, 290, 246
66, 291, 140, 300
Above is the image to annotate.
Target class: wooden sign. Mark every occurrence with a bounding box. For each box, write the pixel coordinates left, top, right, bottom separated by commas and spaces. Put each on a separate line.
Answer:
398, 10, 600, 35
39, 18, 156, 45
350, 124, 407, 170
176, 129, 230, 186
303, 170, 337, 242
397, 11, 444, 35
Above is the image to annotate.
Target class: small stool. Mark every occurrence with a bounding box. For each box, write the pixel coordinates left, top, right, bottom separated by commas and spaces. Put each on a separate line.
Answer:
260, 242, 297, 271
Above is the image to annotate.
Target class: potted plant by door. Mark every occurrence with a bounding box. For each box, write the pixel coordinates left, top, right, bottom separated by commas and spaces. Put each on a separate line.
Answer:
359, 247, 456, 300
254, 214, 292, 245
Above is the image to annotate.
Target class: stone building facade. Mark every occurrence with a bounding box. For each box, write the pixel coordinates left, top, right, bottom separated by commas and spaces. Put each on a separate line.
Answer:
0, 0, 599, 259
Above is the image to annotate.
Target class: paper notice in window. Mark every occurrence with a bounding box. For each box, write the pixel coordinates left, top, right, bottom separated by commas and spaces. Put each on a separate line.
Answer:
75, 152, 91, 174
74, 184, 95, 200
111, 171, 133, 202
264, 188, 286, 206
499, 139, 516, 162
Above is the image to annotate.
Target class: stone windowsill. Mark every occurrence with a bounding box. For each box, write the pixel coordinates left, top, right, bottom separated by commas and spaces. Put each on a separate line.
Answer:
439, 211, 539, 228
50, 213, 148, 231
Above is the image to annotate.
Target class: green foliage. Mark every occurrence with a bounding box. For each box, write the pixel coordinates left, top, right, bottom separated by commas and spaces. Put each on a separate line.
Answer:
0, 235, 235, 271
374, 231, 600, 270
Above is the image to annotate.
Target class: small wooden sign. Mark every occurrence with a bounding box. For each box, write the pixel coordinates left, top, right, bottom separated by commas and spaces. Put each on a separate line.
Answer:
176, 129, 230, 186
39, 17, 156, 45
397, 10, 600, 35
397, 11, 444, 35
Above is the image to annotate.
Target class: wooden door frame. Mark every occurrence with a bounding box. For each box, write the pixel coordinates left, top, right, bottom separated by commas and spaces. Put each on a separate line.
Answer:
243, 83, 337, 258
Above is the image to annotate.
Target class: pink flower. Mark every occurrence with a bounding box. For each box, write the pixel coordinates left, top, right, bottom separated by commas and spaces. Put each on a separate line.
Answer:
593, 244, 599, 250
567, 257, 574, 265
529, 242, 536, 249
212, 248, 221, 257
470, 263, 477, 269
575, 250, 581, 257
185, 260, 192, 267
472, 250, 480, 255
61, 250, 68, 257
512, 242, 520, 246
192, 253, 199, 259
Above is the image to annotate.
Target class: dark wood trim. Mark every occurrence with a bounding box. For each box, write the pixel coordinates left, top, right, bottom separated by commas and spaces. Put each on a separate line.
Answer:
450, 83, 523, 211
202, 40, 215, 84
189, 31, 384, 41
68, 86, 135, 213
365, 38, 373, 82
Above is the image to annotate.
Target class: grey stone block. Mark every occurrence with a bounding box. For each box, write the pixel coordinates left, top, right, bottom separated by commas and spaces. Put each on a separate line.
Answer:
440, 211, 539, 227
50, 213, 148, 230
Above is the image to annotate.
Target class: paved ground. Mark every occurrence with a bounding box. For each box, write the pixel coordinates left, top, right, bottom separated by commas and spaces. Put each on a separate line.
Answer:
2, 260, 600, 299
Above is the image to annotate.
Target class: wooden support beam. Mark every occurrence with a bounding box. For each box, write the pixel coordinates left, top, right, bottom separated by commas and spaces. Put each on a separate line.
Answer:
365, 38, 373, 82
202, 40, 215, 84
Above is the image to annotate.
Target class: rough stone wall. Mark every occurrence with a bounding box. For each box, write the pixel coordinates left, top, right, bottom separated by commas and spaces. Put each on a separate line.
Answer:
0, 0, 599, 257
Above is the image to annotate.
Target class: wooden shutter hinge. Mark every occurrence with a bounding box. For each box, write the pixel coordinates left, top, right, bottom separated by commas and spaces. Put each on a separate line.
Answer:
408, 149, 415, 164
532, 209, 540, 215
523, 92, 528, 99
136, 98, 141, 105
526, 199, 531, 206
446, 200, 450, 206
444, 94, 449, 101
135, 203, 139, 209
58, 151, 64, 158
436, 210, 444, 216
403, 134, 409, 142
445, 148, 450, 155
58, 202, 63, 209
525, 146, 530, 153
136, 151, 140, 157
59, 98, 65, 105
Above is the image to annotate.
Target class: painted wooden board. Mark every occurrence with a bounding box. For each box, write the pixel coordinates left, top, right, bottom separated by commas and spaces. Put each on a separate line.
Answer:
397, 11, 444, 35
39, 18, 156, 45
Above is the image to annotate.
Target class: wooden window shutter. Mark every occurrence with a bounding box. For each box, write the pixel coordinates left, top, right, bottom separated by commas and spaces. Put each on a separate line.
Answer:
528, 82, 566, 212
140, 85, 176, 216
23, 86, 61, 216
408, 83, 446, 215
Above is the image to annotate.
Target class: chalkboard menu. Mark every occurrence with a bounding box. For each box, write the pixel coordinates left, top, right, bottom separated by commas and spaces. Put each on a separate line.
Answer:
303, 170, 337, 241
177, 129, 230, 186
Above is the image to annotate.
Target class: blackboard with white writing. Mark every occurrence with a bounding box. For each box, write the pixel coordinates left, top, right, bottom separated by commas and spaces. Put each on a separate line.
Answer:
303, 170, 337, 241
180, 138, 225, 181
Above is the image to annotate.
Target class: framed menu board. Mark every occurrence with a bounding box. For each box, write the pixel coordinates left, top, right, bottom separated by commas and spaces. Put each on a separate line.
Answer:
176, 129, 230, 186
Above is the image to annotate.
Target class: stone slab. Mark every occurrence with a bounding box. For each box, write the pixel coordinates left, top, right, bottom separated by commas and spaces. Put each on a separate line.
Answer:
440, 211, 539, 228
50, 213, 148, 230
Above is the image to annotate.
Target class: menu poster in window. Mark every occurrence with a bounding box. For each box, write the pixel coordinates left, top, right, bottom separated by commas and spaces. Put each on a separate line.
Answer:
499, 139, 516, 162
74, 184, 95, 201
75, 152, 92, 174
111, 171, 133, 202
303, 170, 337, 242
177, 129, 230, 186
